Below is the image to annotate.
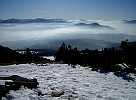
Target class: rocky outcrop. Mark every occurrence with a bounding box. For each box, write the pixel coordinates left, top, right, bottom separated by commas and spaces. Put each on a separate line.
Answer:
0, 75, 39, 99
51, 89, 64, 97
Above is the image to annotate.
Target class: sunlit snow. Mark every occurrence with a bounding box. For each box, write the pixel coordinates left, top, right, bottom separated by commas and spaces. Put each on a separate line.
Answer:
42, 56, 55, 61
0, 64, 136, 100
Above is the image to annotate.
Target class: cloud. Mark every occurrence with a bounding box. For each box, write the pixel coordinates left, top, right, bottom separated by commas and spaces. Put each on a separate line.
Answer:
1, 20, 136, 43
33, 10, 48, 13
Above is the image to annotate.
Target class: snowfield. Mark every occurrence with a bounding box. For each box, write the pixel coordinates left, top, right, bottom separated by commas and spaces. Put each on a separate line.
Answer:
0, 64, 136, 100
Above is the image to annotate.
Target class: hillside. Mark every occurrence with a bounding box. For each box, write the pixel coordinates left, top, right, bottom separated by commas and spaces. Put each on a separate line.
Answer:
0, 45, 44, 64
0, 45, 25, 63
1, 33, 136, 50
29, 38, 113, 50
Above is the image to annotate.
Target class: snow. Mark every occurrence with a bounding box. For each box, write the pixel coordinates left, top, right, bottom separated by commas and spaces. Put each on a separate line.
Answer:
42, 56, 55, 61
0, 64, 136, 100
0, 80, 13, 85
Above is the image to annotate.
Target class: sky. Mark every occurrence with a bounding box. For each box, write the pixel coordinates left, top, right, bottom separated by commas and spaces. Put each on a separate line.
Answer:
0, 0, 136, 20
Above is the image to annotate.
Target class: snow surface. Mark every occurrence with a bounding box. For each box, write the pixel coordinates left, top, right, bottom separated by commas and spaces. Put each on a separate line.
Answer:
0, 64, 136, 100
42, 56, 55, 61
0, 80, 13, 85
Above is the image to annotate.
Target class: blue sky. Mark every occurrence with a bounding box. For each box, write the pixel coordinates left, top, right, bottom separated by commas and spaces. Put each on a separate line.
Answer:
0, 0, 136, 20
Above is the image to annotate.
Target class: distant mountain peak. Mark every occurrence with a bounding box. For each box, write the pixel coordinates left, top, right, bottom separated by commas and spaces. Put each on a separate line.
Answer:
123, 20, 136, 24
74, 22, 114, 30
0, 18, 68, 23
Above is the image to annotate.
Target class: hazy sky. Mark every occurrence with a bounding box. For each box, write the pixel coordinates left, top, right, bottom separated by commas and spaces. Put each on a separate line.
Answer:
0, 0, 136, 20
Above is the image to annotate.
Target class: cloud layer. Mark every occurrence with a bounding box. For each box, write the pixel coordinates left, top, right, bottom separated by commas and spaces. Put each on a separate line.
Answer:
0, 20, 136, 42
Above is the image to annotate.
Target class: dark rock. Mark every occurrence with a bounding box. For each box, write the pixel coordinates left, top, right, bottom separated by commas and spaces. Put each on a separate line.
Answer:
51, 89, 64, 97
0, 75, 39, 99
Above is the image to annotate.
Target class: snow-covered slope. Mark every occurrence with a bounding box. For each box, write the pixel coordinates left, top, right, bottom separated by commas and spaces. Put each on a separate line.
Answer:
0, 64, 136, 100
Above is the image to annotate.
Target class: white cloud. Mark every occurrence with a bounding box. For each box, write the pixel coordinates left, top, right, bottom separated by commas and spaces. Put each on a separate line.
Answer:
33, 10, 48, 13
0, 20, 136, 42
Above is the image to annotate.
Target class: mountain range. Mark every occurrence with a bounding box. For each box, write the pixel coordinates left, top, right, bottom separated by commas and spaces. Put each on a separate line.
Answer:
123, 20, 136, 24
1, 33, 136, 50
74, 23, 114, 30
0, 18, 68, 23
